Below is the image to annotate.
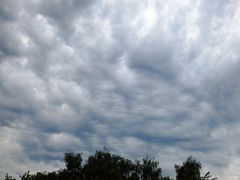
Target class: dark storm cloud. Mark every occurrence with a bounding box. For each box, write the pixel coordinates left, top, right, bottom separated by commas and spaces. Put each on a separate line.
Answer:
1, 0, 240, 179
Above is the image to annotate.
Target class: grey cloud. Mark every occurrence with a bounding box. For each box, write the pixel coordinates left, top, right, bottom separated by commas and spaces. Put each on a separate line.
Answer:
0, 0, 22, 22
1, 0, 240, 179
0, 23, 22, 58
37, 0, 94, 40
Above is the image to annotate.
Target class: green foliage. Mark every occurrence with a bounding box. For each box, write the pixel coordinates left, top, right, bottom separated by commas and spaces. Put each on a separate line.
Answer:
5, 150, 217, 180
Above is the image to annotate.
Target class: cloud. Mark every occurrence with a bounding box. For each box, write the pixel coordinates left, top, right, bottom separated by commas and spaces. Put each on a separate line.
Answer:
0, 0, 240, 179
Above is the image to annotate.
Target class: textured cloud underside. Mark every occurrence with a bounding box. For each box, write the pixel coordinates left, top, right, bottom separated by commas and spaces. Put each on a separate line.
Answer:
1, 0, 240, 179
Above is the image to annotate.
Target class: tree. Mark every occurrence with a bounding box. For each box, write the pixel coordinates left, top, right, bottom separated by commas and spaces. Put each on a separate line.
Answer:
175, 156, 217, 180
82, 149, 134, 180
175, 156, 202, 180
5, 149, 217, 180
4, 174, 16, 180
141, 157, 162, 180
201, 172, 217, 180
64, 152, 83, 180
64, 152, 82, 171
20, 171, 32, 180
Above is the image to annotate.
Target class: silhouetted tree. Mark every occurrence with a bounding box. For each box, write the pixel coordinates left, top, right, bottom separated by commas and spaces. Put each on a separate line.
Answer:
57, 169, 69, 180
4, 173, 16, 180
175, 156, 201, 180
175, 156, 217, 180
5, 149, 217, 180
64, 153, 82, 171
20, 171, 32, 180
201, 171, 217, 180
141, 157, 162, 180
83, 149, 134, 180
64, 152, 83, 180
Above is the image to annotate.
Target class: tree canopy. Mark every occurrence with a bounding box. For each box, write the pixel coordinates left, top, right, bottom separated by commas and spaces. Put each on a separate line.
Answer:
4, 149, 217, 180
175, 156, 217, 180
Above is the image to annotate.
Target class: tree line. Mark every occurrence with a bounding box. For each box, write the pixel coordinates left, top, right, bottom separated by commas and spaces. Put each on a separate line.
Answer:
5, 148, 217, 180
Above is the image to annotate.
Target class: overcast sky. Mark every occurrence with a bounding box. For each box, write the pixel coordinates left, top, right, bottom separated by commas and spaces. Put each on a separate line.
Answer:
1, 0, 240, 179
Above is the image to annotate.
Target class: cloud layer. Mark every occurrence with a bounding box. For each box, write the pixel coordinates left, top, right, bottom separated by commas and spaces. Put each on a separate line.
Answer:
1, 0, 240, 179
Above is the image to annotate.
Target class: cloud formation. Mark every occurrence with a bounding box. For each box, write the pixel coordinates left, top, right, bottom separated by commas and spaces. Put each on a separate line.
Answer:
1, 0, 240, 179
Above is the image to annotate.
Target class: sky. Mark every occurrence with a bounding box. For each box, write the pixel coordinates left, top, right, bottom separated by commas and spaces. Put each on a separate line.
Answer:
0, 0, 240, 179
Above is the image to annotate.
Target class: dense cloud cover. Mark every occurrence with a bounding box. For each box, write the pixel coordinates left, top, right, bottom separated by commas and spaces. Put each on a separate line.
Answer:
0, 0, 240, 179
